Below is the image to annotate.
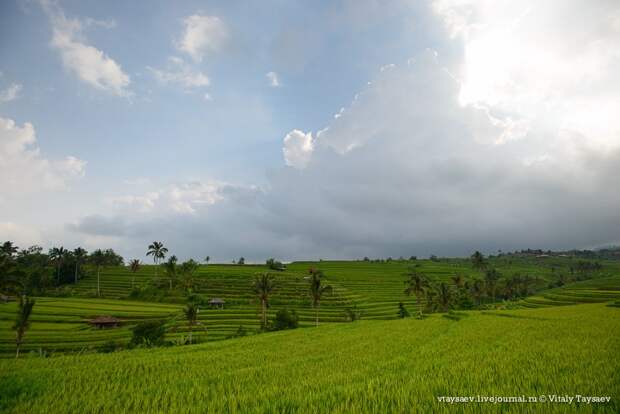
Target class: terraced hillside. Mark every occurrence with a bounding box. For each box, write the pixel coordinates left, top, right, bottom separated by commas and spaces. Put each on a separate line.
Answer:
3, 258, 618, 356
521, 276, 620, 307
1, 303, 618, 413
0, 298, 181, 355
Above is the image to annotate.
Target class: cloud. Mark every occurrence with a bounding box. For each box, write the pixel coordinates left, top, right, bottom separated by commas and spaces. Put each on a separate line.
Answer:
0, 117, 86, 200
266, 71, 280, 87
283, 130, 314, 169
148, 57, 210, 90
43, 1, 130, 96
0, 83, 22, 103
177, 14, 228, 62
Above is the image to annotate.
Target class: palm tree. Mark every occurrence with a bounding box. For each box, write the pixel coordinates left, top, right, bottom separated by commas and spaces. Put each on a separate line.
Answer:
253, 273, 276, 329
204, 256, 210, 266
90, 249, 106, 297
163, 255, 178, 289
471, 251, 486, 270
451, 274, 465, 289
13, 295, 35, 358
49, 246, 67, 284
180, 259, 199, 291
0, 241, 19, 257
470, 278, 485, 305
184, 302, 199, 344
404, 268, 429, 316
484, 268, 501, 303
436, 282, 453, 312
308, 268, 332, 327
146, 241, 168, 278
129, 259, 141, 289
73, 247, 88, 284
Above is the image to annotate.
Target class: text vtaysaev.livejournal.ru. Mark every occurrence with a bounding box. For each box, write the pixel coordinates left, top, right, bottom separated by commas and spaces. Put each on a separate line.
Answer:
436, 395, 612, 404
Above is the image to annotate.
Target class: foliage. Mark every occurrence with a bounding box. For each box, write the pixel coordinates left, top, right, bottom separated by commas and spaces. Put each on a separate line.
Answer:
270, 308, 299, 331
130, 321, 167, 347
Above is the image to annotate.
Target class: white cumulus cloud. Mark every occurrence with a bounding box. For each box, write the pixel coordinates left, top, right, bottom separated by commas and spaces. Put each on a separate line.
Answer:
148, 57, 210, 90
0, 117, 86, 200
43, 1, 131, 96
177, 14, 228, 62
283, 129, 314, 169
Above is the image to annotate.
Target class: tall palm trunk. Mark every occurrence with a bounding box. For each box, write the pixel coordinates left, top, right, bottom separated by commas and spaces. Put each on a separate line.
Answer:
15, 334, 21, 359
97, 266, 101, 297
74, 262, 79, 284
261, 299, 267, 329
188, 326, 193, 344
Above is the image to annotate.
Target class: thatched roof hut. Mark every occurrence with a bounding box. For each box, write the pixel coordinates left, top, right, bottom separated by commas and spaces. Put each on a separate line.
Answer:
89, 315, 120, 329
208, 298, 225, 309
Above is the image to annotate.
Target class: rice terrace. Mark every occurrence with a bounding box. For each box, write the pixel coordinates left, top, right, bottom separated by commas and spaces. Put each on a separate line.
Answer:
1, 0, 620, 413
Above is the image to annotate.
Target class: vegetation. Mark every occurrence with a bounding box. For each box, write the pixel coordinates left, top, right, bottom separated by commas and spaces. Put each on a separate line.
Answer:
12, 296, 35, 358
0, 303, 617, 412
253, 273, 276, 329
307, 268, 332, 326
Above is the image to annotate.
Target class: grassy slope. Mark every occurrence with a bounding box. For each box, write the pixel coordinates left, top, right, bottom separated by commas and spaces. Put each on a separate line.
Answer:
1, 303, 618, 413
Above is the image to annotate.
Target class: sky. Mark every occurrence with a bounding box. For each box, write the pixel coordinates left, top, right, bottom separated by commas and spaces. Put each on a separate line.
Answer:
1, 0, 619, 262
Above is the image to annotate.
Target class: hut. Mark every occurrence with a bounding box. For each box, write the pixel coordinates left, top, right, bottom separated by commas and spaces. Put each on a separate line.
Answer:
89, 316, 120, 329
208, 298, 225, 309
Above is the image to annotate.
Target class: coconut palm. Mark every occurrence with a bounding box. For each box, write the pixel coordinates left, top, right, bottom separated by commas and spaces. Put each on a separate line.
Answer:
253, 273, 276, 329
163, 256, 178, 289
146, 241, 168, 278
13, 295, 35, 358
129, 259, 141, 289
90, 249, 106, 297
184, 302, 199, 344
451, 274, 465, 289
436, 282, 453, 312
404, 268, 429, 316
471, 251, 486, 270
484, 268, 501, 303
49, 246, 67, 284
469, 278, 485, 305
180, 259, 199, 291
204, 256, 210, 266
72, 247, 88, 284
308, 268, 332, 327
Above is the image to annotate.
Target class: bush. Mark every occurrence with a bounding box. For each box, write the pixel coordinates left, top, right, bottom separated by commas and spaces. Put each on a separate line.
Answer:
266, 258, 286, 271
131, 321, 166, 347
343, 306, 362, 322
397, 302, 410, 318
97, 341, 119, 353
270, 309, 298, 331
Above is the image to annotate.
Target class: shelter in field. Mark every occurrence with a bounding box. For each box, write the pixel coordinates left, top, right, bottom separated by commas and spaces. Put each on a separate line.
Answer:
89, 315, 120, 329
208, 298, 225, 309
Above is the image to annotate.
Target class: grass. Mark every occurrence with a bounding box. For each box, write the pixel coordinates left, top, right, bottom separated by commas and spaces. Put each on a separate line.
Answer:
0, 303, 618, 413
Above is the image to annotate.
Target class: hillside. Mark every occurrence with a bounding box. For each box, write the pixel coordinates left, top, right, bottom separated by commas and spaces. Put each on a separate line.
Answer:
1, 258, 619, 355
1, 303, 618, 413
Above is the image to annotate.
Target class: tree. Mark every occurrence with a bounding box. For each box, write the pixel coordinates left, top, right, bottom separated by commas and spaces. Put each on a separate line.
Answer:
397, 302, 410, 318
131, 321, 166, 347
253, 273, 276, 329
1, 241, 19, 258
49, 246, 67, 285
308, 268, 332, 327
471, 251, 486, 270
271, 308, 299, 331
180, 259, 199, 291
266, 258, 286, 271
436, 282, 453, 312
129, 259, 141, 289
238, 257, 245, 265
451, 274, 465, 289
89, 249, 106, 297
163, 256, 178, 290
469, 278, 485, 306
484, 268, 501, 303
13, 295, 35, 358
204, 256, 210, 265
184, 302, 199, 344
404, 268, 429, 317
73, 247, 88, 284
146, 241, 168, 278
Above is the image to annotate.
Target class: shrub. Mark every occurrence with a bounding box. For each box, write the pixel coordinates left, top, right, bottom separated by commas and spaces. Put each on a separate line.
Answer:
131, 321, 166, 347
97, 341, 119, 353
266, 258, 286, 271
397, 302, 410, 318
270, 309, 298, 331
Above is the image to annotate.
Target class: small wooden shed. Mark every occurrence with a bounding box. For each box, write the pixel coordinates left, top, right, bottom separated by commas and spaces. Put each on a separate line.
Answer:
89, 316, 120, 329
208, 298, 225, 309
